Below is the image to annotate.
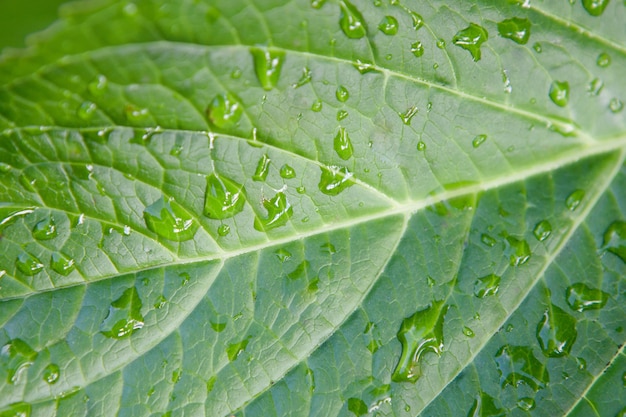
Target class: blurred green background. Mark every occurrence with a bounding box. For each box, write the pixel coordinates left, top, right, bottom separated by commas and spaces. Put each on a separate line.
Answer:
0, 0, 71, 50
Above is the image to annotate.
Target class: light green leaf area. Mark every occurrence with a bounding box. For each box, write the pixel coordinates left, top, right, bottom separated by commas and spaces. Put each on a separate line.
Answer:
0, 0, 625, 416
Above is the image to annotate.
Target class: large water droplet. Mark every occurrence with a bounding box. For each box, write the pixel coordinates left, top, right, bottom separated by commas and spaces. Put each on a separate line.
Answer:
100, 287, 145, 339
565, 189, 585, 211
204, 174, 245, 220
32, 217, 57, 240
506, 236, 531, 266
339, 0, 367, 39
399, 106, 418, 125
334, 127, 354, 160
536, 303, 577, 357
410, 41, 424, 57
206, 93, 243, 130
603, 221, 626, 263
378, 15, 399, 35
50, 252, 76, 276
318, 165, 355, 195
250, 47, 285, 90
43, 363, 60, 384
226, 337, 250, 361
336, 85, 350, 102
495, 345, 549, 391
533, 220, 552, 241
474, 274, 501, 298
16, 252, 44, 276
391, 300, 449, 383
452, 23, 489, 61
497, 17, 531, 44
254, 192, 293, 231
566, 283, 609, 311
253, 154, 271, 182
549, 81, 570, 107
467, 392, 505, 417
1, 338, 37, 384
143, 196, 198, 241
581, 0, 610, 16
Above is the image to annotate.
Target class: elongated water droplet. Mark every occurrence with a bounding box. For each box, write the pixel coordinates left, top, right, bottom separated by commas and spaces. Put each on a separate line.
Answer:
311, 0, 326, 8
336, 85, 349, 102
597, 52, 611, 67
280, 164, 296, 179
472, 134, 487, 148
254, 192, 293, 231
408, 11, 423, 30
582, 0, 610, 16
378, 15, 399, 35
293, 67, 312, 88
495, 345, 549, 391
549, 81, 570, 107
318, 165, 355, 195
226, 337, 250, 361
603, 221, 626, 263
474, 274, 501, 298
206, 93, 242, 130
506, 236, 531, 266
334, 127, 354, 160
337, 110, 348, 121
32, 217, 57, 240
497, 17, 531, 44
143, 196, 198, 241
533, 220, 552, 241
399, 106, 418, 125
565, 189, 584, 211
77, 101, 97, 120
50, 252, 76, 276
410, 41, 424, 57
100, 287, 144, 339
339, 0, 367, 39
463, 326, 475, 338
354, 59, 377, 74
536, 303, 577, 357
253, 154, 271, 181
609, 98, 624, 113
391, 301, 449, 383
1, 338, 37, 384
16, 252, 44, 276
481, 233, 496, 247
452, 23, 489, 61
204, 173, 245, 220
467, 392, 505, 417
517, 397, 536, 411
251, 47, 285, 90
566, 283, 609, 311
43, 363, 60, 384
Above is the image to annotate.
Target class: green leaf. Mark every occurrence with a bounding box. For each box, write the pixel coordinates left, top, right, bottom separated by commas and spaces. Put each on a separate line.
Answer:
0, 0, 625, 416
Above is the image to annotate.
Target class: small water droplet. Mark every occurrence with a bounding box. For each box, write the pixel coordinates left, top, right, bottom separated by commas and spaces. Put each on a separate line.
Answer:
334, 127, 354, 160
100, 287, 144, 339
254, 192, 293, 231
463, 326, 475, 338
251, 47, 285, 90
603, 221, 626, 263
576, 356, 587, 370
582, 0, 610, 16
472, 134, 487, 148
474, 274, 501, 298
536, 303, 577, 357
506, 236, 531, 266
124, 105, 150, 123
43, 363, 60, 384
533, 220, 552, 241
378, 15, 399, 35
532, 42, 542, 53
226, 337, 250, 361
495, 345, 549, 391
230, 67, 242, 79
408, 11, 423, 30
16, 252, 44, 276
517, 397, 536, 411
339, 0, 367, 39
410, 41, 424, 57
549, 80, 570, 107
50, 252, 76, 276
596, 52, 611, 67
481, 233, 496, 247
253, 154, 271, 181
416, 141, 426, 151
153, 295, 167, 309
293, 67, 312, 89
497, 17, 531, 44
452, 23, 488, 61
206, 93, 243, 130
391, 301, 448, 383
565, 189, 584, 211
204, 173, 245, 220
354, 59, 377, 74
32, 217, 57, 240
588, 78, 604, 96
280, 164, 296, 179
336, 110, 349, 121
318, 165, 355, 195
275, 248, 292, 262
336, 85, 350, 102
88, 75, 108, 96
399, 106, 418, 125
467, 392, 505, 417
566, 283, 609, 312
1, 338, 37, 384
216, 224, 230, 237
609, 98, 624, 113
143, 196, 198, 241
311, 0, 326, 8
296, 186, 306, 194
0, 162, 11, 173
77, 101, 97, 120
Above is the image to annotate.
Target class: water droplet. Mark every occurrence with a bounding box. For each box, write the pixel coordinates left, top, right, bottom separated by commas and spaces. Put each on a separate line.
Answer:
452, 23, 489, 61
337, 110, 349, 121
230, 67, 242, 79
43, 363, 60, 384
124, 105, 150, 123
0, 402, 31, 416
481, 233, 496, 247
533, 220, 552, 241
275, 248, 292, 262
32, 217, 57, 240
334, 127, 354, 160
517, 397, 536, 411
506, 236, 531, 266
391, 300, 449, 383
50, 252, 76, 276
339, 0, 367, 39
296, 186, 306, 194
463, 326, 475, 338
348, 398, 368, 416
495, 345, 549, 391
204, 173, 245, 220
603, 221, 626, 263
318, 165, 355, 195
254, 192, 293, 231
226, 337, 250, 361
416, 141, 426, 151
206, 93, 243, 130
153, 295, 166, 309
1, 338, 37, 384
497, 17, 531, 44
597, 52, 611, 67
378, 15, 399, 35
565, 283, 609, 312
293, 67, 312, 88
472, 134, 487, 148
210, 320, 227, 332
310, 99, 324, 113
88, 75, 108, 96
474, 274, 501, 298
0, 162, 11, 173
410, 41, 424, 57
143, 196, 198, 241
399, 106, 418, 125
16, 252, 44, 276
311, 0, 326, 8
408, 11, 424, 30
253, 154, 271, 181
549, 80, 570, 107
582, 0, 610, 16
77, 101, 97, 120
532, 42, 542, 53
536, 303, 577, 357
467, 392, 505, 417
280, 164, 296, 179
250, 47, 285, 90
354, 59, 377, 74
622, 371, 626, 387
336, 85, 350, 102
100, 287, 145, 339
609, 98, 624, 113
565, 189, 584, 211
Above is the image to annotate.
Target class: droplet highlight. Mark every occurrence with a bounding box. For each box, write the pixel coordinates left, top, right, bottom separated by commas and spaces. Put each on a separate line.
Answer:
32, 217, 57, 240
410, 41, 424, 57
43, 363, 60, 384
472, 134, 487, 148
506, 236, 531, 266
50, 252, 76, 276
399, 106, 418, 125
581, 0, 610, 16
378, 15, 399, 35
16, 252, 44, 276
336, 85, 350, 102
467, 392, 505, 417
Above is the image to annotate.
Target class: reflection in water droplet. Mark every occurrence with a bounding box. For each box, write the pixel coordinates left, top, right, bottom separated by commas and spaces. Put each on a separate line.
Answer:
566, 283, 609, 312
391, 301, 448, 383
410, 41, 424, 57
254, 192, 293, 231
497, 17, 531, 44
378, 15, 399, 35
506, 236, 531, 266
549, 80, 570, 107
206, 93, 243, 130
50, 252, 76, 276
1, 338, 37, 384
399, 106, 418, 125
467, 392, 505, 417
226, 337, 250, 361
334, 127, 354, 160
472, 134, 487, 148
533, 220, 552, 241
495, 345, 549, 391
32, 217, 57, 240
336, 85, 350, 102
318, 165, 355, 195
339, 0, 367, 39
143, 196, 198, 241
16, 252, 44, 276
293, 67, 312, 88
582, 0, 610, 16
565, 189, 585, 211
251, 47, 285, 90
609, 98, 624, 113
311, 99, 323, 112
474, 274, 501, 298
253, 154, 271, 181
100, 287, 144, 339
536, 303, 577, 357
43, 363, 60, 384
452, 23, 489, 61
204, 173, 245, 220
